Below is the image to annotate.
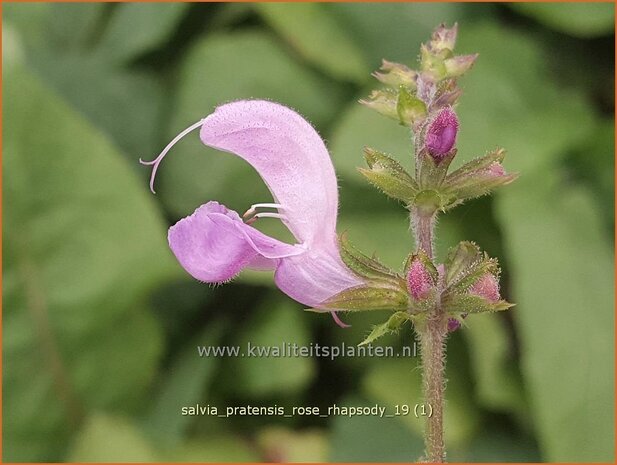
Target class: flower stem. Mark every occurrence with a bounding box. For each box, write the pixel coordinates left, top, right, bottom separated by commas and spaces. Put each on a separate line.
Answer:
419, 312, 447, 462
414, 210, 447, 462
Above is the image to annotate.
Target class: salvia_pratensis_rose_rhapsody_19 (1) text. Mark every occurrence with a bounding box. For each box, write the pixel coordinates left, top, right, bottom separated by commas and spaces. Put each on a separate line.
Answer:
140, 23, 517, 464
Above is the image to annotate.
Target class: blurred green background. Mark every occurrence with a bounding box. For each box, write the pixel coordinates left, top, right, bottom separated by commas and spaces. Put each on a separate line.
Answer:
2, 2, 615, 463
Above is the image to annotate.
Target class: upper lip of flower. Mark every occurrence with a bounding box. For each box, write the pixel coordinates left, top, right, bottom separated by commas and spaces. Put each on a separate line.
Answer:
140, 100, 363, 313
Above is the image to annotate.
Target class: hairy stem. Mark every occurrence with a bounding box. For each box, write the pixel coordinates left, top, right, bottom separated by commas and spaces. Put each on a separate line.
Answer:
419, 312, 447, 462
414, 211, 436, 259
413, 209, 447, 462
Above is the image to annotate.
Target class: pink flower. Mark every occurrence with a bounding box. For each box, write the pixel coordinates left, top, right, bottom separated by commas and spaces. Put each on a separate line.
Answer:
140, 100, 362, 325
407, 258, 434, 300
425, 106, 458, 160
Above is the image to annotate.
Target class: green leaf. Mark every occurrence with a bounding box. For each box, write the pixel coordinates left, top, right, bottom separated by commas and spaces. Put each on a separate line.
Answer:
255, 3, 368, 82
496, 174, 614, 461
463, 314, 527, 414
442, 293, 513, 315
68, 414, 159, 462
225, 298, 315, 397
362, 352, 480, 449
3, 66, 176, 461
47, 3, 106, 51
4, 4, 166, 159
327, 3, 464, 66
454, 23, 596, 173
161, 436, 259, 463
159, 31, 345, 217
31, 53, 165, 161
143, 322, 225, 446
331, 104, 413, 182
360, 147, 418, 203
96, 3, 189, 62
339, 231, 399, 282
96, 3, 187, 63
318, 285, 409, 313
444, 241, 482, 285
510, 3, 614, 38
329, 395, 424, 462
359, 311, 410, 346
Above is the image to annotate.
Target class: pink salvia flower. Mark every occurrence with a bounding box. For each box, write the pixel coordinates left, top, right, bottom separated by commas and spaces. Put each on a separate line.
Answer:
425, 106, 459, 160
407, 259, 434, 300
140, 100, 363, 326
469, 273, 500, 302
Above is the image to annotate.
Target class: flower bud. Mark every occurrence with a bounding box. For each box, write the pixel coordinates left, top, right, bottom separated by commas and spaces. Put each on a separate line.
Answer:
359, 90, 398, 120
487, 162, 506, 177
448, 318, 461, 332
407, 257, 435, 300
429, 23, 458, 54
469, 273, 500, 302
372, 60, 417, 89
425, 107, 459, 159
444, 54, 478, 77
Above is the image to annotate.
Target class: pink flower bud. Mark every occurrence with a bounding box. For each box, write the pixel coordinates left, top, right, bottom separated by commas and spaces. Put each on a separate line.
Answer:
444, 54, 478, 77
487, 162, 506, 177
448, 313, 468, 332
448, 318, 461, 332
407, 258, 434, 300
430, 23, 458, 53
470, 273, 500, 302
425, 107, 458, 160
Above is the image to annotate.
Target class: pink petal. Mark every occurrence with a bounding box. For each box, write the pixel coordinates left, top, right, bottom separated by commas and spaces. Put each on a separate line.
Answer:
199, 100, 339, 246
168, 201, 302, 283
274, 243, 363, 308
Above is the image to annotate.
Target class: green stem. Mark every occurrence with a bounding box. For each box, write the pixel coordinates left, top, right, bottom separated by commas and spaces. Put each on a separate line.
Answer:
414, 210, 447, 462
419, 313, 447, 462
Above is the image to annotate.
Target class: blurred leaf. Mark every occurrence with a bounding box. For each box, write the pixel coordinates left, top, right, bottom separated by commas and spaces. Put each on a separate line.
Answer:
161, 436, 259, 462
226, 298, 315, 396
449, 426, 540, 462
68, 414, 159, 462
3, 66, 176, 461
5, 3, 166, 161
27, 53, 165, 162
497, 174, 614, 461
257, 427, 329, 462
2, 21, 25, 71
338, 210, 463, 272
454, 23, 596, 172
255, 3, 368, 82
331, 103, 414, 182
327, 3, 463, 66
143, 322, 225, 445
159, 31, 345, 217
2, 3, 53, 51
329, 395, 424, 462
362, 345, 480, 449
463, 314, 525, 413
568, 119, 615, 230
97, 3, 188, 63
47, 3, 107, 50
510, 3, 614, 38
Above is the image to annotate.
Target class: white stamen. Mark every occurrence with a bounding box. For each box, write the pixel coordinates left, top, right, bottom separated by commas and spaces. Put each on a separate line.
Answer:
253, 212, 287, 220
139, 119, 204, 194
243, 211, 289, 225
243, 203, 286, 218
